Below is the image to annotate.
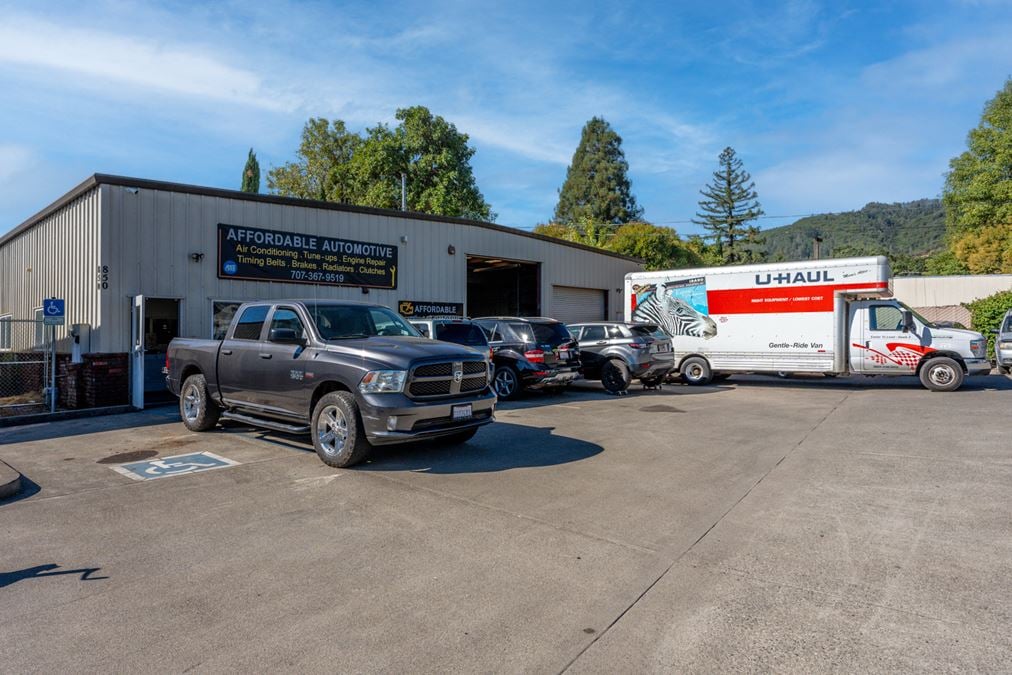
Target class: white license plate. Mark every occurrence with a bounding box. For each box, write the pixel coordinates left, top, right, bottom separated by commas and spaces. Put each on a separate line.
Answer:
452, 404, 473, 421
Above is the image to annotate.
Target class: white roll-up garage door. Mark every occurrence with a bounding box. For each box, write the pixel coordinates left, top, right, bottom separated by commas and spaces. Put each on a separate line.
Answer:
551, 285, 607, 324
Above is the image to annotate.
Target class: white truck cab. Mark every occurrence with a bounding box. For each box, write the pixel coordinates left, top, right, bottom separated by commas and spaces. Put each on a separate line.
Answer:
625, 256, 990, 392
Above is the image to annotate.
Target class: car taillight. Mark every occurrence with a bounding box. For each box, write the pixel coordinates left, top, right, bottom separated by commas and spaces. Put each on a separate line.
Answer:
489, 347, 494, 361
629, 342, 647, 349
524, 349, 545, 363
165, 353, 171, 371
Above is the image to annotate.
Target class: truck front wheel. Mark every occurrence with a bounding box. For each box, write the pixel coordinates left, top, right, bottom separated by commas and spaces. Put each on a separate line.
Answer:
681, 356, 713, 386
312, 391, 372, 468
919, 357, 964, 392
179, 374, 221, 432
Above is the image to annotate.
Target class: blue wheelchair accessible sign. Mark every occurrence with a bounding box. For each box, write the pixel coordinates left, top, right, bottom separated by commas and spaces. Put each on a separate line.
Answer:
43, 298, 65, 326
111, 451, 238, 481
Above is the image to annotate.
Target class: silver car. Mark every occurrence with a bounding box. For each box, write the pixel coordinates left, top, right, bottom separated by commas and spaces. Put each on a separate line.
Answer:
995, 309, 1012, 375
569, 322, 675, 392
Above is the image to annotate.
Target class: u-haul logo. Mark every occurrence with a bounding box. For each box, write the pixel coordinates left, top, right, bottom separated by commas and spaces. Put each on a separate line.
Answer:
755, 270, 836, 286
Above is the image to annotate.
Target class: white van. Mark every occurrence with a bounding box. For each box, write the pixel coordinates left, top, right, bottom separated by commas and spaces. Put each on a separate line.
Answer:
624, 256, 990, 391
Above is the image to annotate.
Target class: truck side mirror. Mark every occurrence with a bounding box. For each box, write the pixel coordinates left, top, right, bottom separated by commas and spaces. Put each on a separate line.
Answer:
269, 328, 304, 344
901, 310, 915, 333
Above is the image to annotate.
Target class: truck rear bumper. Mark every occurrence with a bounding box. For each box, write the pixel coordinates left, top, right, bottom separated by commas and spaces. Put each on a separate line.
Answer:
358, 389, 497, 445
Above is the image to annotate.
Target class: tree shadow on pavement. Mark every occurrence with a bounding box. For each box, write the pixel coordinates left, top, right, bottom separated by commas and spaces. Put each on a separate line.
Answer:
0, 564, 109, 588
358, 422, 602, 474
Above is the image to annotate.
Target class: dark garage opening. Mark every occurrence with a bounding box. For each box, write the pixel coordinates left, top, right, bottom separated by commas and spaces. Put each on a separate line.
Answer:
467, 255, 540, 317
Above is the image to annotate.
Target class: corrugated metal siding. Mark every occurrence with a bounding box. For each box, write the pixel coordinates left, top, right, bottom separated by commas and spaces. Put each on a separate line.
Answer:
892, 275, 1012, 307
0, 188, 101, 351
95, 184, 639, 351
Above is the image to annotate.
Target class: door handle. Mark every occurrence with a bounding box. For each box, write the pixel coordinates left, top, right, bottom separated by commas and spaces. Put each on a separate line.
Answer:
221, 349, 233, 355
596, 341, 607, 345
259, 353, 272, 359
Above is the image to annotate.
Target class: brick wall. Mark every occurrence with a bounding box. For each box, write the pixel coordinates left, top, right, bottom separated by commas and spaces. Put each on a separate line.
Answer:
57, 353, 129, 409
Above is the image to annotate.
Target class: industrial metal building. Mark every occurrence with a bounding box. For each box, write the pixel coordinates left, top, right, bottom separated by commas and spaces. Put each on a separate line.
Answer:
0, 174, 642, 407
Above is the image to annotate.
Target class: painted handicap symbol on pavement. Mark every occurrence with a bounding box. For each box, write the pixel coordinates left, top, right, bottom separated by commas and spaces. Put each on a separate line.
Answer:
111, 451, 238, 481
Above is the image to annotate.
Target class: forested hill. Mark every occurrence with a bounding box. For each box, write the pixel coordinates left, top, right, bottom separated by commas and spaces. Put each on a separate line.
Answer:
761, 199, 946, 261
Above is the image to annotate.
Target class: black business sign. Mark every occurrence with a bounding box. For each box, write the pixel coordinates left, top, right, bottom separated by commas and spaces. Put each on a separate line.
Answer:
217, 223, 398, 289
398, 300, 465, 317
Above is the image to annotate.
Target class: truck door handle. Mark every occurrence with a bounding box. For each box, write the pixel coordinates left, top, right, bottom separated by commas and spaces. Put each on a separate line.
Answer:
259, 353, 272, 359
221, 349, 233, 355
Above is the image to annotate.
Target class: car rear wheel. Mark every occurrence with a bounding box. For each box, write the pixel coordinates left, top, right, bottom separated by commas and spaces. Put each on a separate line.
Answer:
681, 356, 713, 386
493, 365, 520, 400
312, 391, 372, 467
918, 357, 964, 392
179, 374, 221, 432
601, 359, 631, 393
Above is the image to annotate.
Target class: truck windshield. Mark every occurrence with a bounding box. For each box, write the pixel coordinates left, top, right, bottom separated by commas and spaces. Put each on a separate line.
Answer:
898, 302, 938, 329
305, 303, 421, 339
1004, 315, 1012, 333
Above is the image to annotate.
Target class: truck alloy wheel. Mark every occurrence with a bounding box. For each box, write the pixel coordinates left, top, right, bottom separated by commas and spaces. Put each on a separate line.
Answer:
311, 391, 372, 467
493, 366, 519, 399
179, 373, 221, 432
317, 405, 349, 454
918, 357, 964, 392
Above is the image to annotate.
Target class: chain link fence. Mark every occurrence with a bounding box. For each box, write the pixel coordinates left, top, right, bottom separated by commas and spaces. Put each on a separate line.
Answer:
0, 318, 53, 418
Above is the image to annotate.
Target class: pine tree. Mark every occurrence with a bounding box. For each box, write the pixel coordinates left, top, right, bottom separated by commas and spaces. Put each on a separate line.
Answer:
693, 147, 764, 264
554, 117, 642, 226
241, 148, 260, 193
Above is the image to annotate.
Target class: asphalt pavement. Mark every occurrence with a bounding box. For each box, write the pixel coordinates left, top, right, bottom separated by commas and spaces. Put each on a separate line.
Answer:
1, 374, 1009, 672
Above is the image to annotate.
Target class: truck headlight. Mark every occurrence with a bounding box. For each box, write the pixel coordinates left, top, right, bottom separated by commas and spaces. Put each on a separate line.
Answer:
359, 370, 407, 393
970, 339, 986, 358
1000, 341, 1012, 350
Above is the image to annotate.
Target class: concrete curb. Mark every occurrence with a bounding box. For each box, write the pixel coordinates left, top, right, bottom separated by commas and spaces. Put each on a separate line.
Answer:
0, 405, 134, 429
0, 459, 22, 500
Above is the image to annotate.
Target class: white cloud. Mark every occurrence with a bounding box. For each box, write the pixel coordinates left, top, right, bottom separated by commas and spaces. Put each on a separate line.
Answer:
0, 15, 296, 111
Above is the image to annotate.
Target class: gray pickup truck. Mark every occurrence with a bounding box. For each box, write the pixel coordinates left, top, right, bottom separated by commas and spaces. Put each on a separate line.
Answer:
166, 300, 496, 468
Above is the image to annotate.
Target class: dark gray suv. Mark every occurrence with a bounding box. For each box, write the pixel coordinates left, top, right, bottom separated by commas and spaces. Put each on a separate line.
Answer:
569, 322, 674, 393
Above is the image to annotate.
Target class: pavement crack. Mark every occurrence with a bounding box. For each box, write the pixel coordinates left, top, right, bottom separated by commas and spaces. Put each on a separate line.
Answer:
559, 391, 852, 674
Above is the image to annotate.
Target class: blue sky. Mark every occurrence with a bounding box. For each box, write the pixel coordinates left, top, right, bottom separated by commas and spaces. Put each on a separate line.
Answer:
2, 0, 1011, 237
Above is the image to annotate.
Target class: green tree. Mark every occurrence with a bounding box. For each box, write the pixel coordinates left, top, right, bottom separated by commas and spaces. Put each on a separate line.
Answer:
606, 223, 702, 270
964, 289, 1012, 357
693, 147, 764, 264
241, 148, 260, 193
267, 118, 361, 202
352, 106, 495, 221
943, 78, 1012, 272
923, 249, 969, 275
554, 117, 642, 225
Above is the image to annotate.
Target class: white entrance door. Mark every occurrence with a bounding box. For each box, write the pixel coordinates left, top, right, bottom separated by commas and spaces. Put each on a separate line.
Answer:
131, 295, 145, 409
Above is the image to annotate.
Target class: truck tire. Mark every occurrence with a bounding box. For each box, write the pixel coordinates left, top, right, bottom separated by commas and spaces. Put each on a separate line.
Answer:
601, 359, 631, 393
493, 365, 521, 400
179, 373, 221, 432
681, 356, 713, 386
918, 357, 964, 392
311, 391, 372, 468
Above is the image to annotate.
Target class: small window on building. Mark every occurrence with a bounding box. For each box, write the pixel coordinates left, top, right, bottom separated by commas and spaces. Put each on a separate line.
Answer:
212, 301, 242, 340
270, 308, 306, 339
232, 305, 269, 340
870, 305, 904, 331
0, 315, 11, 351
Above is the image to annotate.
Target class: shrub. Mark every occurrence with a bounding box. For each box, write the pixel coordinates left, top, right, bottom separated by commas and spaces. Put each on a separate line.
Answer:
963, 289, 1012, 359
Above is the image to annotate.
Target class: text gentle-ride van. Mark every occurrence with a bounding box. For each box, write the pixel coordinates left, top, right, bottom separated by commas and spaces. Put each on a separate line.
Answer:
624, 256, 990, 392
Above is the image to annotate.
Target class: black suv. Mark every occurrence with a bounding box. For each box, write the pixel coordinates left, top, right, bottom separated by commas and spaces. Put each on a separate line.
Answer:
409, 318, 493, 361
473, 317, 581, 399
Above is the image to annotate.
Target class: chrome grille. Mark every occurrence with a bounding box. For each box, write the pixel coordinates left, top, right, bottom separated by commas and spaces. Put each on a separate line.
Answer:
407, 360, 488, 399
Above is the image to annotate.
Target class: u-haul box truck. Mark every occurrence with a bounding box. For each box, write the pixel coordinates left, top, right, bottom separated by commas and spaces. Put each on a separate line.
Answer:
624, 256, 990, 391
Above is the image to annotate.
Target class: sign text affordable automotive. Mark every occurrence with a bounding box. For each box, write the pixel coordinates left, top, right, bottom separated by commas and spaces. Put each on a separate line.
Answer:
217, 223, 398, 289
